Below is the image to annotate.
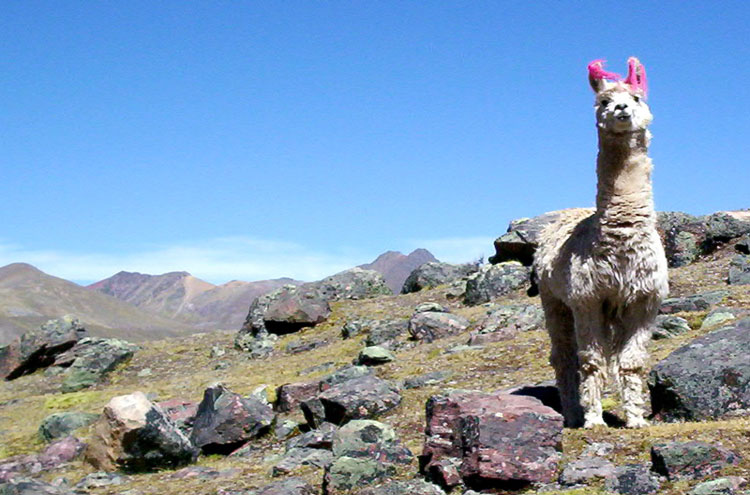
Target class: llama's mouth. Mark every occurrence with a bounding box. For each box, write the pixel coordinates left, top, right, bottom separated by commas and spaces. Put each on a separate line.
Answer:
616, 114, 631, 121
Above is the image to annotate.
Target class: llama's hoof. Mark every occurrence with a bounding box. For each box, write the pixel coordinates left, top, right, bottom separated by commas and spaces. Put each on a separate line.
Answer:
625, 417, 650, 428
583, 417, 607, 429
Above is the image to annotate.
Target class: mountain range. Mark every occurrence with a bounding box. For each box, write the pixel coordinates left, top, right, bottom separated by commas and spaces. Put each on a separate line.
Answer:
0, 249, 437, 345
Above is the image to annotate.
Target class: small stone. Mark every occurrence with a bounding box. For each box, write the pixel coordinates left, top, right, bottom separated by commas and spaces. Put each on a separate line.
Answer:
272, 448, 333, 475
689, 477, 746, 495
136, 368, 152, 377
409, 312, 470, 343
728, 255, 750, 285
357, 479, 446, 495
653, 315, 691, 340
247, 477, 316, 495
660, 290, 729, 314
74, 471, 127, 490
403, 371, 452, 390
415, 302, 447, 314
356, 346, 395, 366
274, 419, 301, 440
700, 309, 737, 330
604, 464, 661, 494
559, 457, 616, 486
210, 345, 226, 358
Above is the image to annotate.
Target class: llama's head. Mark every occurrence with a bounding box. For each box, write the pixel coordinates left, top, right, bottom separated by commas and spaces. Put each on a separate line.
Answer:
588, 57, 652, 135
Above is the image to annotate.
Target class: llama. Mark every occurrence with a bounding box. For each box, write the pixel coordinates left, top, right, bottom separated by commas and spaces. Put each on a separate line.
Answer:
533, 58, 669, 428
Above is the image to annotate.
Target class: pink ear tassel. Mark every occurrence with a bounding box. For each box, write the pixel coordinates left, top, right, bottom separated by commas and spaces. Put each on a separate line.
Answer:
588, 59, 622, 82
625, 57, 648, 97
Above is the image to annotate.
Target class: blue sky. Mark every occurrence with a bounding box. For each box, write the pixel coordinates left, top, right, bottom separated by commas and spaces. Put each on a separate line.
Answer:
2, 2, 749, 284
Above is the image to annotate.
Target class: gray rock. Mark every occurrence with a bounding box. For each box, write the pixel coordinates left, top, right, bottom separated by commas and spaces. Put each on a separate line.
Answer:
316, 267, 392, 301
304, 375, 402, 426
275, 381, 320, 413
356, 479, 446, 495
463, 262, 530, 305
559, 456, 616, 486
700, 308, 739, 330
651, 441, 741, 480
365, 320, 408, 347
660, 290, 729, 314
468, 304, 545, 345
262, 287, 331, 335
604, 464, 661, 494
0, 478, 74, 495
190, 383, 275, 454
74, 471, 127, 490
320, 365, 374, 390
286, 422, 336, 451
653, 315, 691, 340
690, 477, 747, 495
728, 255, 750, 285
38, 412, 99, 442
58, 337, 139, 393
402, 262, 479, 294
324, 457, 396, 495
274, 419, 301, 440
649, 318, 750, 421
414, 302, 447, 314
1, 315, 87, 380
403, 371, 452, 390
235, 334, 277, 359
736, 235, 750, 255
272, 447, 333, 475
356, 346, 395, 366
285, 339, 328, 354
408, 311, 470, 343
247, 477, 316, 495
490, 210, 563, 266
342, 321, 367, 339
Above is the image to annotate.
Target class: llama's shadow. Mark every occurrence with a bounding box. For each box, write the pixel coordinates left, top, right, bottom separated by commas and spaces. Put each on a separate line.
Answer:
509, 382, 628, 428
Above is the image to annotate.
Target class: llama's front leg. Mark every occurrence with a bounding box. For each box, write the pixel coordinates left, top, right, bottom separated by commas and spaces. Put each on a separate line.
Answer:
616, 325, 652, 428
574, 308, 607, 428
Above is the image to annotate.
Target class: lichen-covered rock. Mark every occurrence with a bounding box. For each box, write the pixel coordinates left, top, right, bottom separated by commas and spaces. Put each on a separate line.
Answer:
190, 383, 275, 454
649, 318, 750, 421
156, 399, 198, 436
401, 262, 479, 294
651, 441, 740, 480
700, 308, 739, 330
324, 420, 412, 494
463, 263, 530, 305
304, 375, 402, 426
0, 477, 75, 495
659, 290, 729, 314
468, 304, 544, 345
403, 371, 452, 390
689, 477, 747, 495
248, 477, 317, 495
559, 456, 616, 486
286, 422, 336, 450
420, 390, 563, 489
316, 267, 392, 300
1, 315, 87, 380
58, 337, 139, 392
38, 411, 99, 442
273, 447, 333, 475
728, 255, 750, 285
604, 464, 662, 494
408, 312, 470, 343
364, 320, 409, 347
356, 346, 395, 366
356, 480, 446, 495
85, 392, 197, 472
653, 315, 691, 340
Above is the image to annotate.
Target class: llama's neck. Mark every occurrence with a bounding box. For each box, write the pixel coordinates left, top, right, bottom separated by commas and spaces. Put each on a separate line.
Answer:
595, 130, 656, 227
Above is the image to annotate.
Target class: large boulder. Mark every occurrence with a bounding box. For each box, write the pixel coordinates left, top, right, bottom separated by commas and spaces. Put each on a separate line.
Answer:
401, 262, 479, 294
324, 420, 413, 494
275, 381, 321, 413
659, 290, 729, 314
463, 263, 530, 305
650, 441, 740, 481
57, 337, 139, 392
1, 316, 87, 380
262, 287, 332, 335
85, 392, 198, 472
156, 398, 199, 436
302, 375, 401, 427
408, 311, 470, 343
420, 390, 563, 490
468, 304, 544, 345
190, 383, 275, 454
316, 267, 392, 300
728, 255, 750, 285
649, 318, 750, 421
489, 211, 564, 266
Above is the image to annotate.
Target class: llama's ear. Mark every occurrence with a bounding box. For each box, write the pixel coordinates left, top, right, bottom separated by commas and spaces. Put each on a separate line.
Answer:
588, 59, 620, 93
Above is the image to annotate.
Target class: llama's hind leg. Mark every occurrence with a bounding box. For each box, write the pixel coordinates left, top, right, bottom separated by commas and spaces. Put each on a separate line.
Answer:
543, 298, 583, 427
573, 307, 608, 428
615, 304, 655, 428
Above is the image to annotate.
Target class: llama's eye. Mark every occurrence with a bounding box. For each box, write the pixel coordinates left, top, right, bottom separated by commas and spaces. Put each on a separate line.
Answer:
599, 99, 611, 107
633, 95, 640, 103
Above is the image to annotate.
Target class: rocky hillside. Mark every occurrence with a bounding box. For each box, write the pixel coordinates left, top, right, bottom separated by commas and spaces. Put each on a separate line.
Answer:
0, 263, 195, 345
1, 212, 749, 495
88, 271, 301, 330
359, 249, 438, 293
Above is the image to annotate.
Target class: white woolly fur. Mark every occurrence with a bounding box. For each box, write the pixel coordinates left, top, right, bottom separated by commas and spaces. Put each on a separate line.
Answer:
533, 78, 669, 428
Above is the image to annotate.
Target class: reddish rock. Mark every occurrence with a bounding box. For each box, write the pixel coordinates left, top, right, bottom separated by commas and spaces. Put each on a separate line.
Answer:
275, 381, 320, 413
420, 390, 563, 489
0, 436, 85, 482
157, 398, 199, 434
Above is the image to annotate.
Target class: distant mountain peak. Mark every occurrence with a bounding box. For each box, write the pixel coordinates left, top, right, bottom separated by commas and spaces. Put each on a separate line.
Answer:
360, 248, 438, 294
